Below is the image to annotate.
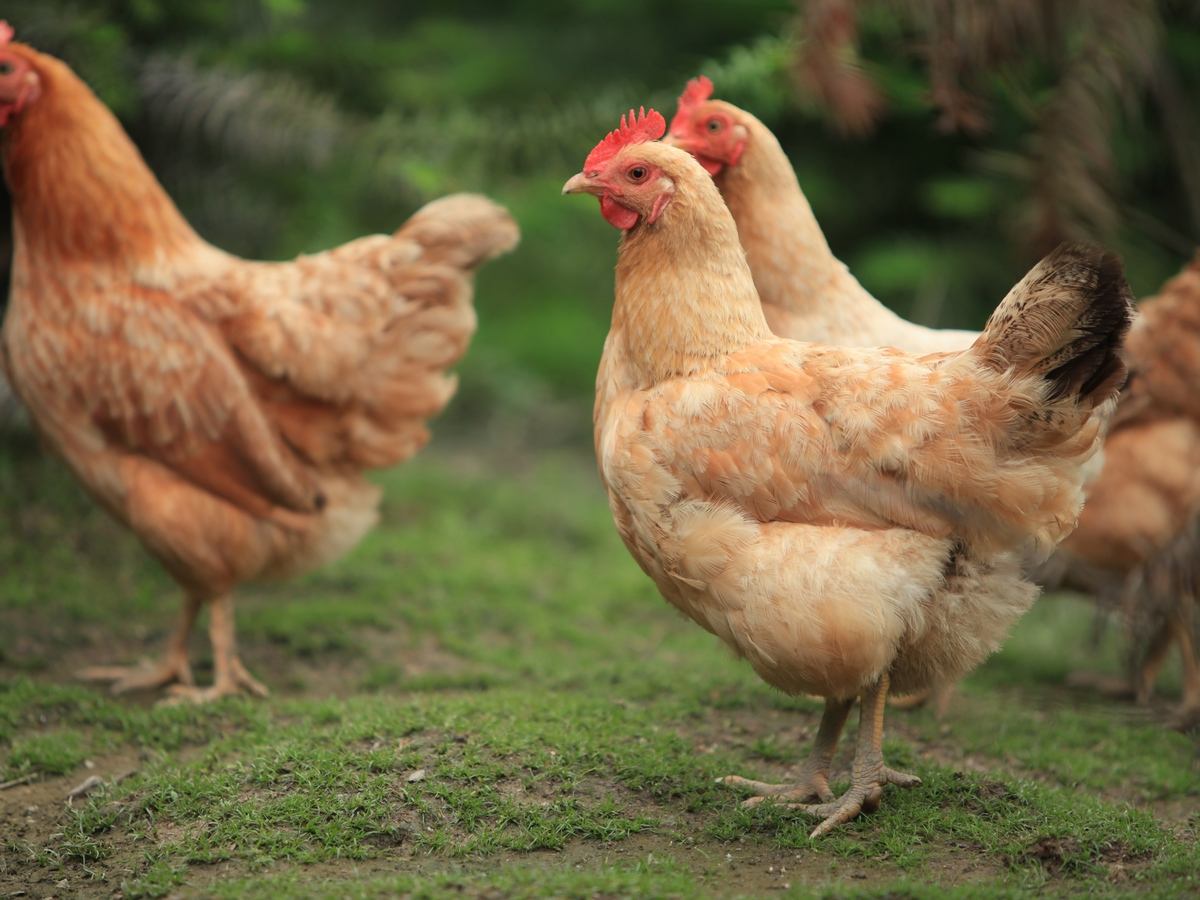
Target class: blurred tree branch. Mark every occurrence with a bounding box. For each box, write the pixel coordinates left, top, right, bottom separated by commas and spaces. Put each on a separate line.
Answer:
790, 0, 1197, 254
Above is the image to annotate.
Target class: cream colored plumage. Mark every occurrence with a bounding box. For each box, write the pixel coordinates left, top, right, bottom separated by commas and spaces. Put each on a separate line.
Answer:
665, 80, 975, 355
567, 113, 1130, 836
669, 80, 1199, 725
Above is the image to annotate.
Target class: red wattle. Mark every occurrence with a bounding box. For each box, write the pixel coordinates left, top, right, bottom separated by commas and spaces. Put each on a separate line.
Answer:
599, 195, 641, 230
695, 155, 725, 176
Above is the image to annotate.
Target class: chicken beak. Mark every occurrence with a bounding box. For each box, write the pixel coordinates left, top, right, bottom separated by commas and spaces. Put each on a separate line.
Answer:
562, 172, 600, 196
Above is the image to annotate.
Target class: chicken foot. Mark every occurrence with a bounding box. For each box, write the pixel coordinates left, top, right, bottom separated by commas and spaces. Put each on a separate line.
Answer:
1067, 616, 1177, 704
720, 697, 854, 805
1169, 616, 1200, 731
165, 594, 268, 704
722, 673, 921, 838
79, 594, 200, 693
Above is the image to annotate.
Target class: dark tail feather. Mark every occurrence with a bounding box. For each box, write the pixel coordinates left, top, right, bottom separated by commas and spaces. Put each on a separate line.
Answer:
974, 243, 1134, 408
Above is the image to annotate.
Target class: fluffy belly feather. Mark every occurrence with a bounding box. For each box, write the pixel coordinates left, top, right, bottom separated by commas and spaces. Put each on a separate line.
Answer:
610, 490, 1035, 699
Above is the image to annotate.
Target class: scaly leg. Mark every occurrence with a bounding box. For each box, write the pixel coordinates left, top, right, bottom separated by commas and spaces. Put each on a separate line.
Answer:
1170, 616, 1200, 731
720, 697, 854, 805
80, 593, 200, 693
797, 673, 921, 838
1066, 625, 1170, 703
165, 594, 268, 704
1133, 623, 1175, 705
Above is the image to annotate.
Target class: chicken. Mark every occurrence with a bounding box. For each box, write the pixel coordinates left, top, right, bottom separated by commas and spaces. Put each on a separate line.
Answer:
664, 75, 975, 354
668, 75, 1200, 725
1051, 257, 1200, 727
0, 27, 519, 702
563, 108, 1131, 835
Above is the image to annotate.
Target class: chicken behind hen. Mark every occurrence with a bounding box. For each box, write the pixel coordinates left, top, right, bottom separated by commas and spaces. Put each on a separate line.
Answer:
668, 75, 1200, 725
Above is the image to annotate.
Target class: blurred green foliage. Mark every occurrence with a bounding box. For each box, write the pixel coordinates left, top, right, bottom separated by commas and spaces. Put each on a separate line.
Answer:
3, 0, 1199, 445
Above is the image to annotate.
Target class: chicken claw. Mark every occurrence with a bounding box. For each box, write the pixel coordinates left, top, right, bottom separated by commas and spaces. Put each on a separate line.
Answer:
719, 697, 853, 807
800, 781, 884, 838
79, 596, 200, 694
162, 657, 268, 705
721, 771, 835, 806
798, 761, 922, 837
801, 675, 919, 837
890, 681, 956, 719
80, 656, 195, 694
734, 676, 921, 838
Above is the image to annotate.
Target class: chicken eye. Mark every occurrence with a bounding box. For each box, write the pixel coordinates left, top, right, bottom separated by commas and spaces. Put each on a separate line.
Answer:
706, 118, 723, 133
627, 166, 648, 183
0, 62, 12, 77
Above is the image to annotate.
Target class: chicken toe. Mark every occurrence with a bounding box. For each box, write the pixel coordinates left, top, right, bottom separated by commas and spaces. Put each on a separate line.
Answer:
162, 661, 267, 705
722, 771, 836, 807
80, 655, 195, 694
890, 681, 956, 719
1065, 670, 1138, 700
800, 781, 885, 838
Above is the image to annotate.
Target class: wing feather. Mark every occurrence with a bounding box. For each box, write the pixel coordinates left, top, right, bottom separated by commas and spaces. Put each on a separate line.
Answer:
606, 342, 1098, 559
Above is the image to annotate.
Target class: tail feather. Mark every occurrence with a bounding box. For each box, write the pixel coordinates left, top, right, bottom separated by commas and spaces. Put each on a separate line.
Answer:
252, 194, 518, 472
398, 193, 521, 270
973, 243, 1134, 408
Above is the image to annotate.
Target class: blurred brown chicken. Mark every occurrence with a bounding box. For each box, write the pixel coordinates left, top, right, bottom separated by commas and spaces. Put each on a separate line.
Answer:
1049, 257, 1200, 728
668, 75, 1199, 726
0, 27, 519, 702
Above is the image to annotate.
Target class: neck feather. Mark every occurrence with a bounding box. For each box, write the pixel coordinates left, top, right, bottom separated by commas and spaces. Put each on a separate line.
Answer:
3, 52, 198, 266
717, 120, 858, 314
612, 171, 771, 385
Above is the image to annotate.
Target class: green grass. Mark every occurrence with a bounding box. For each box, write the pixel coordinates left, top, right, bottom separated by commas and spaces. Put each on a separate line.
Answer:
1, 442, 1198, 898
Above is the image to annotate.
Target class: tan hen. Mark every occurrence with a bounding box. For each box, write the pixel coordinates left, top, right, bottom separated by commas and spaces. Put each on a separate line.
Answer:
564, 108, 1130, 836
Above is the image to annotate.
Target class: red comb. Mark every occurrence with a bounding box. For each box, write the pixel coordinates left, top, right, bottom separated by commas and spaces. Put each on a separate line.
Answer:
0, 22, 13, 46
677, 75, 714, 113
584, 107, 666, 171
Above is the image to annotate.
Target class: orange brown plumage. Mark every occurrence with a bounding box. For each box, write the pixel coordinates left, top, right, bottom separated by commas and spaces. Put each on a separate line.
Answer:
0, 34, 518, 701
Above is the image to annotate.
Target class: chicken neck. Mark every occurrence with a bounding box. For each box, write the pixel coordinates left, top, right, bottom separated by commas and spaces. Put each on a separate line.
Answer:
3, 47, 199, 267
716, 118, 888, 335
610, 170, 773, 387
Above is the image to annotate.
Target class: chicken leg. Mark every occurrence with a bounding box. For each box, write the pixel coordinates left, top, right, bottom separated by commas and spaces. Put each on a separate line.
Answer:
79, 593, 200, 693
797, 673, 921, 838
165, 594, 268, 704
728, 674, 920, 837
720, 696, 854, 804
1170, 616, 1200, 731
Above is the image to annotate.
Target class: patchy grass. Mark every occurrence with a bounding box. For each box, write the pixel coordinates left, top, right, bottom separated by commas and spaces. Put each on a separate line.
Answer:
1, 440, 1198, 898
